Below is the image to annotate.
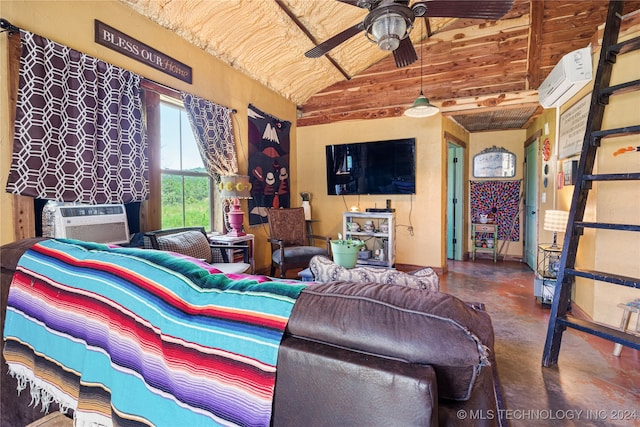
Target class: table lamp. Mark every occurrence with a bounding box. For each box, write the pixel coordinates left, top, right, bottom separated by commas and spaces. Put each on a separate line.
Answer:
218, 175, 252, 236
544, 210, 569, 248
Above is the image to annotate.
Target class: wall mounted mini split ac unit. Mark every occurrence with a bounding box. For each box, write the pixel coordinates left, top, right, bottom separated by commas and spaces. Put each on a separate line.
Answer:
53, 204, 130, 245
538, 46, 593, 108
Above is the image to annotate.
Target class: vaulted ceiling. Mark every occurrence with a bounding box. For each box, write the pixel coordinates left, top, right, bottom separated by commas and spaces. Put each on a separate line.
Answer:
120, 0, 640, 131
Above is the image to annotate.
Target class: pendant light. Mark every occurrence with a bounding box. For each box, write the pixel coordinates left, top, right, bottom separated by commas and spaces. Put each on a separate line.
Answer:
404, 21, 439, 118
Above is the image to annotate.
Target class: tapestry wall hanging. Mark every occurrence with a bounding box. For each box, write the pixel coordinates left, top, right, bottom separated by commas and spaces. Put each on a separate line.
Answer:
247, 104, 291, 225
470, 180, 521, 241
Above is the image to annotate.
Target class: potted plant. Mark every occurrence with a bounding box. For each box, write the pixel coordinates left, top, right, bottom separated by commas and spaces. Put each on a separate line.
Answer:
330, 233, 365, 268
300, 192, 312, 220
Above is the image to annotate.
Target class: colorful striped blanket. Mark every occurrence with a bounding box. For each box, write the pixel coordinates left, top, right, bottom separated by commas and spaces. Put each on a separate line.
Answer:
3, 239, 306, 426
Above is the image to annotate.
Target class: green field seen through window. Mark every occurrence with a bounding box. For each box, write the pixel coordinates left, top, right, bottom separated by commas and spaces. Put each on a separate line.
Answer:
161, 173, 211, 229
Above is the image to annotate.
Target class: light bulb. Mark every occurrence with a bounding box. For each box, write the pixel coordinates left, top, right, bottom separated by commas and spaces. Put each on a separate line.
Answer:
371, 13, 406, 51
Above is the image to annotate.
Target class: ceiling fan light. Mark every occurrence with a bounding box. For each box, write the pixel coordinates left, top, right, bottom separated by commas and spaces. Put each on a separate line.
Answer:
371, 13, 407, 51
404, 94, 439, 118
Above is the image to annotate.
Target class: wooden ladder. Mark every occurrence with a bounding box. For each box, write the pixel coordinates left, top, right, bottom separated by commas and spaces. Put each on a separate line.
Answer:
542, 0, 640, 367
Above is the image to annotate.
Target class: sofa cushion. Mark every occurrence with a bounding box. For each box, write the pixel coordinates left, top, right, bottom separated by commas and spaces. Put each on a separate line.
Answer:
155, 231, 212, 263
286, 281, 494, 401
309, 255, 439, 291
272, 246, 327, 265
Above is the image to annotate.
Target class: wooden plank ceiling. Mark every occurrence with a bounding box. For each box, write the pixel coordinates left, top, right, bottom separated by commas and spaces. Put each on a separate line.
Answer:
120, 0, 640, 132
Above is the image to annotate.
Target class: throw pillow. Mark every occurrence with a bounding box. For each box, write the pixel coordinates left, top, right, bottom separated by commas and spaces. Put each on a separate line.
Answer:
156, 230, 212, 263
309, 255, 439, 291
407, 267, 440, 291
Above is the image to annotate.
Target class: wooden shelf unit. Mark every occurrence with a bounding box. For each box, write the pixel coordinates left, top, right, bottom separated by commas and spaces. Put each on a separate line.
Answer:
343, 212, 395, 268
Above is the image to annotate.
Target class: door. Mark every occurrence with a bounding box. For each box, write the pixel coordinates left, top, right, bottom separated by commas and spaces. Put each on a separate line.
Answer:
447, 143, 464, 260
524, 139, 538, 270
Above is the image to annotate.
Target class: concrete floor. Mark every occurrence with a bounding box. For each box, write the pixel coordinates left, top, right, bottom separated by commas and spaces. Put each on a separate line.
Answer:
439, 259, 639, 427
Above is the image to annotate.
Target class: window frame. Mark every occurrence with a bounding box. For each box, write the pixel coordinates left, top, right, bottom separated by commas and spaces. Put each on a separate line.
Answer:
141, 81, 221, 232
159, 96, 215, 230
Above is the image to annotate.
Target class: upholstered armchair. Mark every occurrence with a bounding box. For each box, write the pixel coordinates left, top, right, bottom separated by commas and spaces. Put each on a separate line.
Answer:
266, 208, 331, 278
144, 227, 251, 274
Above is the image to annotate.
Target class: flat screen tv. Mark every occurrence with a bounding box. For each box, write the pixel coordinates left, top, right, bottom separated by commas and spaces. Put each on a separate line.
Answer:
326, 138, 416, 195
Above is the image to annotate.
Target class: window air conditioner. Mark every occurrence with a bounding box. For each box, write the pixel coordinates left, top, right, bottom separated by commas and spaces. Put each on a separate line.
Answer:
538, 47, 592, 109
53, 204, 130, 245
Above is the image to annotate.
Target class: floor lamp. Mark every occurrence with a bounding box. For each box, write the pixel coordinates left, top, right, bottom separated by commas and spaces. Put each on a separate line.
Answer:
219, 175, 252, 237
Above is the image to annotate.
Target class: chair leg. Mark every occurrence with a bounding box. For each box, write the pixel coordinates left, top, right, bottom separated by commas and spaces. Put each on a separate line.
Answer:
280, 266, 286, 279
270, 264, 276, 278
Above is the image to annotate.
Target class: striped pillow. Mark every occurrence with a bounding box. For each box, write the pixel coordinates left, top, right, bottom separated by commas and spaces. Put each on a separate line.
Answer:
156, 231, 212, 263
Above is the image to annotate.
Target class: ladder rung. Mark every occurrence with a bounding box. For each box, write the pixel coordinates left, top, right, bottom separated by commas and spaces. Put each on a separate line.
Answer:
558, 314, 640, 349
567, 267, 640, 288
600, 79, 640, 102
584, 172, 640, 181
592, 125, 640, 141
607, 35, 640, 58
575, 221, 640, 232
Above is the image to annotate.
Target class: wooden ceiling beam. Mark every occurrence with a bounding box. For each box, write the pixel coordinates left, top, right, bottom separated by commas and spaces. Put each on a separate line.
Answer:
438, 90, 539, 113
297, 90, 541, 127
527, 0, 544, 90
274, 0, 351, 82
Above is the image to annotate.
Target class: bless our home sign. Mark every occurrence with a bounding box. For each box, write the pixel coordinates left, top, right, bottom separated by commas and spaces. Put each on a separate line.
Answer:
95, 20, 192, 84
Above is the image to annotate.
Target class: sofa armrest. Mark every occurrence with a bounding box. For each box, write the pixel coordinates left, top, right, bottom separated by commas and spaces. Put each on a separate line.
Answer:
273, 336, 438, 426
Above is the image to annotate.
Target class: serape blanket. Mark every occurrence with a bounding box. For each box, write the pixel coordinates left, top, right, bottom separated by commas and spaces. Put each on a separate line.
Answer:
3, 239, 306, 427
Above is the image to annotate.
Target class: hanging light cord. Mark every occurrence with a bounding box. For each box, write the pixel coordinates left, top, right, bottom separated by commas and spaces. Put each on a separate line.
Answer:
419, 20, 424, 94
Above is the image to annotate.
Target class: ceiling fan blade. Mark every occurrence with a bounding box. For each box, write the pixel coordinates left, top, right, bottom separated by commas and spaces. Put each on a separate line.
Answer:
393, 37, 418, 68
305, 22, 365, 58
412, 0, 513, 20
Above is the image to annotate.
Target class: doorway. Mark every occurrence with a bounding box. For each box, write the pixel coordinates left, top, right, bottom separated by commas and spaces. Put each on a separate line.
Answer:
447, 143, 464, 260
524, 139, 539, 270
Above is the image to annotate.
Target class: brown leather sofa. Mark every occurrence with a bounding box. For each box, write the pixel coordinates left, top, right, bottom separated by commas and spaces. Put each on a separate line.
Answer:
2, 238, 504, 427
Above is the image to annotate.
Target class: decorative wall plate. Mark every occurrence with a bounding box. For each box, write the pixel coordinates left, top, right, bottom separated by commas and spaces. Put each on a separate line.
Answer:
543, 138, 551, 161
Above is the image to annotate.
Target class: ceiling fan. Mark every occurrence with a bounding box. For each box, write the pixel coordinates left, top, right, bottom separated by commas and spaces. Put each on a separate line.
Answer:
305, 0, 514, 68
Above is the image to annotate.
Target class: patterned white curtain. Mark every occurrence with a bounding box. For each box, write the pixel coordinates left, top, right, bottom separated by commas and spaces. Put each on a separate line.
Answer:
180, 92, 238, 177
5, 30, 148, 204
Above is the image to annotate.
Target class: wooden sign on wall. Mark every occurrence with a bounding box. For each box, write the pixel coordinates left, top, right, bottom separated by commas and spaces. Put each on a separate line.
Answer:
559, 95, 590, 159
95, 20, 192, 84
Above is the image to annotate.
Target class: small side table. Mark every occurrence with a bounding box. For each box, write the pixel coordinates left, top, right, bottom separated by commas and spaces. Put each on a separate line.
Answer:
208, 233, 255, 274
471, 222, 498, 263
613, 301, 640, 356
534, 244, 562, 306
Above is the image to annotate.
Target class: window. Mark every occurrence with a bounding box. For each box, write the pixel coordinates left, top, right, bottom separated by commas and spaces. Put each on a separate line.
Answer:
159, 98, 213, 229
